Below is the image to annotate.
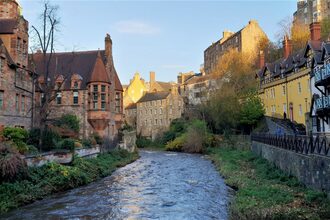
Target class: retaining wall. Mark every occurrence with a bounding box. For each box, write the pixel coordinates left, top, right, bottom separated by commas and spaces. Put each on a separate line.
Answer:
252, 141, 330, 194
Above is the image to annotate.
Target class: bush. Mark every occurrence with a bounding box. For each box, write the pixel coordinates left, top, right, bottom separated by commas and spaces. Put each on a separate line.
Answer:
162, 119, 188, 144
27, 128, 41, 147
74, 141, 82, 148
81, 139, 92, 148
0, 143, 27, 182
2, 127, 28, 144
136, 136, 153, 148
58, 139, 75, 151
41, 128, 61, 151
55, 114, 80, 132
166, 135, 186, 152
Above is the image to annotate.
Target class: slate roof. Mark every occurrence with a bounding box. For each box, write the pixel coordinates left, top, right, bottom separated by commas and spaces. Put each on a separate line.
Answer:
125, 103, 137, 110
0, 19, 17, 34
137, 91, 170, 103
30, 49, 123, 91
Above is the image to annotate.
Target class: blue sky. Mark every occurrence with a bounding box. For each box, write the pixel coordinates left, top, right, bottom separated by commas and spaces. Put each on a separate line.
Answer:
20, 0, 296, 85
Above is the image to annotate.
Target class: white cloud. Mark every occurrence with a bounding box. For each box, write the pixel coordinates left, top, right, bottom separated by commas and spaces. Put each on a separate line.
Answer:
114, 20, 160, 35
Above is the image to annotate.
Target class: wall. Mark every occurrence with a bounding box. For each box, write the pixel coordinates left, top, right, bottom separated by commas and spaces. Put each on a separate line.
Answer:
24, 147, 100, 167
252, 141, 330, 195
119, 130, 136, 153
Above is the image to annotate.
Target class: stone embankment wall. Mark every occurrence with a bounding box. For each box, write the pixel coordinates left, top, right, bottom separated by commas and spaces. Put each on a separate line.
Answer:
252, 141, 330, 194
118, 130, 137, 153
24, 147, 100, 167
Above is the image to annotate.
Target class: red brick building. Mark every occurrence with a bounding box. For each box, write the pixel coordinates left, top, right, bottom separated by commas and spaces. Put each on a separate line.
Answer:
31, 34, 124, 140
0, 0, 34, 129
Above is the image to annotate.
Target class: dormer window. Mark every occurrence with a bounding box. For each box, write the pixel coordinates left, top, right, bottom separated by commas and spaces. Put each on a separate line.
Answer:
74, 81, 79, 89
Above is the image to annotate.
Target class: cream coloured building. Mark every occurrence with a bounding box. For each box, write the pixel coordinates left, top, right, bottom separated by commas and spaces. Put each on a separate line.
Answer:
136, 88, 183, 140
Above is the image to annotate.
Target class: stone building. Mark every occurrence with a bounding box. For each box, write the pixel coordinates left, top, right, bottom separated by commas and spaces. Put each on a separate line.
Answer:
124, 103, 137, 128
31, 34, 124, 140
0, 0, 34, 129
123, 72, 148, 108
204, 20, 267, 75
294, 0, 330, 25
136, 88, 183, 140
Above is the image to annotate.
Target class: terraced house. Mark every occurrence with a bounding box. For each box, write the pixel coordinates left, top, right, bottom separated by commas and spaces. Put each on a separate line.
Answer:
136, 88, 183, 140
0, 0, 34, 129
31, 34, 124, 140
257, 24, 326, 130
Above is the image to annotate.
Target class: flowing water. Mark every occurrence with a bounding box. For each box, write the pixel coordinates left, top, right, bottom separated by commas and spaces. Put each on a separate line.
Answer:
2, 150, 229, 220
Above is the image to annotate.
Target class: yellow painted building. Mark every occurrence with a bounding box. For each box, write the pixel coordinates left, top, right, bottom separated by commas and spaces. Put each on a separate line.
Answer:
123, 72, 148, 108
258, 52, 312, 126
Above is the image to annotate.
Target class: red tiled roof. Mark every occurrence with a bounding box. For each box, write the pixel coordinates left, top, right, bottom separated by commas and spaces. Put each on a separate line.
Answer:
0, 38, 15, 66
89, 52, 110, 83
114, 70, 123, 91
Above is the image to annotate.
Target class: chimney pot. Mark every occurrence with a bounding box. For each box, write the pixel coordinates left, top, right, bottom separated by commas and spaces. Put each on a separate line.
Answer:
259, 50, 265, 68
282, 35, 292, 59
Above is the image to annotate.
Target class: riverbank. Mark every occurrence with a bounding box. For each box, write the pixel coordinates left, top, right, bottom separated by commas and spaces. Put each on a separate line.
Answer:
209, 146, 330, 220
0, 149, 139, 214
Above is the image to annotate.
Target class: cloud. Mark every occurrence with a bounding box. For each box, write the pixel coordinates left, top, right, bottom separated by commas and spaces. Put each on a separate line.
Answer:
161, 64, 186, 69
114, 20, 160, 35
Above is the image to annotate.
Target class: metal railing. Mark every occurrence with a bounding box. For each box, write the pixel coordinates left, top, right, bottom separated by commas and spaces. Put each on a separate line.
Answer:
251, 133, 330, 157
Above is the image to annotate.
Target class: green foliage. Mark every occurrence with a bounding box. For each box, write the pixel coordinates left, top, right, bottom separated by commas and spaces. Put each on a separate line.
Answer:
92, 133, 103, 145
41, 128, 61, 151
165, 134, 187, 152
209, 143, 330, 219
2, 127, 28, 144
27, 128, 41, 147
321, 18, 330, 41
55, 114, 80, 132
81, 139, 92, 148
0, 143, 27, 182
136, 136, 153, 148
0, 149, 139, 214
162, 118, 187, 144
56, 138, 75, 151
238, 94, 265, 127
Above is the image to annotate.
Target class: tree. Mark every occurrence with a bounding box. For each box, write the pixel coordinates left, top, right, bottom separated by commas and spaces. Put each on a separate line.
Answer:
29, 1, 64, 149
321, 18, 330, 41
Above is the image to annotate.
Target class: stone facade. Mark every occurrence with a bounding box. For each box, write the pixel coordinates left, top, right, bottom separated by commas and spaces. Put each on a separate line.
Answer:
31, 35, 124, 140
204, 20, 267, 75
124, 103, 137, 127
137, 88, 183, 140
294, 0, 330, 25
0, 0, 33, 129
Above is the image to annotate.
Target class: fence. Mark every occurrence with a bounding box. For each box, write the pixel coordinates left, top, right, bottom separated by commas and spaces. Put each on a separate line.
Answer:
251, 133, 330, 157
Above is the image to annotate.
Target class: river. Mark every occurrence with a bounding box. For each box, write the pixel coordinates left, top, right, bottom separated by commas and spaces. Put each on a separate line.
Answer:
2, 150, 229, 220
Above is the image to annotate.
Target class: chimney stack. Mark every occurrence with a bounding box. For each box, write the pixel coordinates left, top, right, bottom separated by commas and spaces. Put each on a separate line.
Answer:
150, 71, 156, 83
105, 33, 112, 59
282, 35, 292, 59
259, 50, 265, 68
310, 22, 321, 41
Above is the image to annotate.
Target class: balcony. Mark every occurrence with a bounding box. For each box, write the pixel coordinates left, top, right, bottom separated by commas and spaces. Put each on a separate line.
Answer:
315, 95, 330, 115
314, 63, 330, 86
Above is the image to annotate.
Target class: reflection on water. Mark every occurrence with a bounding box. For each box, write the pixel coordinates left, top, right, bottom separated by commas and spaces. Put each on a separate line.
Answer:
2, 151, 229, 220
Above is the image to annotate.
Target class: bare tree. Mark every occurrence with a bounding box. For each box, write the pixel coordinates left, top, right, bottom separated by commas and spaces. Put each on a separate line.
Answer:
29, 1, 66, 148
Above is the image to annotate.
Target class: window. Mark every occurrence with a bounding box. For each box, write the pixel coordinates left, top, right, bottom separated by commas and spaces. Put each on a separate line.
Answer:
299, 104, 303, 116
0, 91, 3, 109
145, 120, 147, 126
155, 119, 157, 125
150, 109, 152, 115
17, 37, 21, 53
15, 94, 19, 111
73, 91, 79, 104
298, 82, 302, 94
93, 85, 98, 92
155, 108, 157, 114
21, 95, 25, 112
56, 92, 62, 104
169, 107, 172, 114
101, 94, 106, 110
101, 85, 106, 92
282, 86, 286, 95
159, 108, 162, 115
283, 103, 287, 113
73, 81, 79, 89
0, 58, 3, 74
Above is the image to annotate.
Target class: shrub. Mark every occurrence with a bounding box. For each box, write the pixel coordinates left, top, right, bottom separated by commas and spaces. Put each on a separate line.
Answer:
58, 139, 75, 151
166, 134, 186, 152
2, 127, 28, 144
81, 139, 92, 148
41, 128, 61, 151
136, 136, 152, 148
162, 119, 188, 144
0, 143, 27, 182
55, 114, 80, 132
27, 128, 41, 147
74, 141, 82, 148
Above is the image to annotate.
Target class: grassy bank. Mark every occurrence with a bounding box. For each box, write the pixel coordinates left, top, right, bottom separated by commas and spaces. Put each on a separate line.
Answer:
209, 146, 330, 220
0, 149, 139, 214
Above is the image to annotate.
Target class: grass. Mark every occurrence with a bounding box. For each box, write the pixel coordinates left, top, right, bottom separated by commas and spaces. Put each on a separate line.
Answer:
0, 149, 139, 214
208, 146, 330, 220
